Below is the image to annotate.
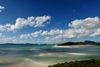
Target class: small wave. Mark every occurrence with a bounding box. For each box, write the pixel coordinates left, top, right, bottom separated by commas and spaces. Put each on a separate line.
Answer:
53, 45, 94, 48
68, 53, 88, 55
53, 45, 72, 48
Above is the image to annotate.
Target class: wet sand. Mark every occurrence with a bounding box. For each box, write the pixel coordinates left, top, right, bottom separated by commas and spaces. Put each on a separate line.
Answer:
10, 59, 47, 67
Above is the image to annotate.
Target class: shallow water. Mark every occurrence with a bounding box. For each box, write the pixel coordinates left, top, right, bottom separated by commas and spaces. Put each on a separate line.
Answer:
0, 44, 100, 67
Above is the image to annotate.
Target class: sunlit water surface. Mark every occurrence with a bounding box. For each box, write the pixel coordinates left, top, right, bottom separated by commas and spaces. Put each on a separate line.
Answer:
0, 44, 100, 67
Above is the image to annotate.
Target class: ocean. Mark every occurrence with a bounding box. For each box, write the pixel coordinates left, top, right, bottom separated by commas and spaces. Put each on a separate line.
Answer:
0, 44, 100, 67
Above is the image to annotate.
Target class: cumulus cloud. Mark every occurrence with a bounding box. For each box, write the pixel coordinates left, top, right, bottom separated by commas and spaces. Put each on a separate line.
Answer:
0, 16, 100, 44
69, 17, 100, 37
17, 16, 100, 44
0, 5, 5, 12
0, 16, 51, 32
0, 33, 16, 43
42, 17, 100, 38
41, 29, 64, 36
13, 16, 51, 30
34, 16, 51, 27
20, 30, 42, 39
69, 17, 100, 29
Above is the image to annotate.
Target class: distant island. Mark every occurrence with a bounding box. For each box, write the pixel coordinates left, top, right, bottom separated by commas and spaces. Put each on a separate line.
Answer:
57, 40, 100, 46
0, 43, 49, 45
48, 59, 100, 67
0, 40, 99, 46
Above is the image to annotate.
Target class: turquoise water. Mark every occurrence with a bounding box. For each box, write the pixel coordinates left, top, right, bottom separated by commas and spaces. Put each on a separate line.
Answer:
0, 44, 100, 67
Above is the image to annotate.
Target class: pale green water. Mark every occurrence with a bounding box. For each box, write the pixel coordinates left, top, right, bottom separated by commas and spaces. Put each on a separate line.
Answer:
0, 44, 100, 67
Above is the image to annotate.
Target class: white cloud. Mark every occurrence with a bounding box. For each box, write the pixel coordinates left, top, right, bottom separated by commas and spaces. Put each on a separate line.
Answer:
0, 5, 5, 12
12, 15, 51, 31
41, 29, 63, 36
20, 34, 31, 39
0, 16, 51, 32
16, 16, 100, 44
0, 33, 17, 43
90, 29, 100, 36
3, 37, 17, 43
20, 30, 42, 39
69, 17, 100, 29
69, 17, 100, 37
40, 17, 100, 43
34, 16, 51, 27
31, 30, 42, 37
42, 17, 100, 37
0, 16, 100, 44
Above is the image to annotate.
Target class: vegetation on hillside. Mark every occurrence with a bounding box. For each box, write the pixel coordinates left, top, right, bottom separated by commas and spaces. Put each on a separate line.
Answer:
58, 40, 100, 46
48, 59, 100, 67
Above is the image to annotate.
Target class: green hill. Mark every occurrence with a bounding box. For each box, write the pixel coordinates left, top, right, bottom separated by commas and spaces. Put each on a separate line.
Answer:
48, 59, 100, 67
57, 41, 100, 46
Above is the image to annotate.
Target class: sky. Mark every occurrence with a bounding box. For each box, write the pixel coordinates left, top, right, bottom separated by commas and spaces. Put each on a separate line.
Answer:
0, 0, 100, 44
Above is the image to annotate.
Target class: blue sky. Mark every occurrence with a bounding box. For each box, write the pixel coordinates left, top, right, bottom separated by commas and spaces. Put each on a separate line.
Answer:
0, 0, 100, 44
